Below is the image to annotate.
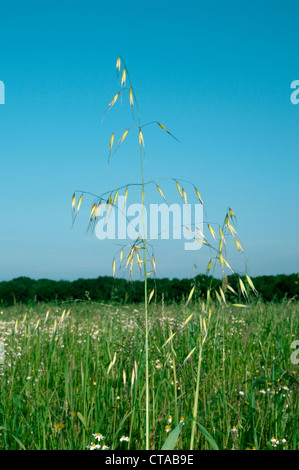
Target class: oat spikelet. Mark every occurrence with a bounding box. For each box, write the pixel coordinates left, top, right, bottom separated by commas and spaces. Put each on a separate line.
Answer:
195, 226, 207, 241
229, 207, 236, 220
121, 68, 126, 87
234, 238, 243, 253
182, 188, 187, 204
246, 274, 257, 294
148, 289, 155, 304
227, 222, 237, 236
76, 194, 83, 213
124, 187, 128, 206
206, 259, 212, 274
129, 88, 134, 109
95, 201, 101, 218
113, 190, 119, 205
72, 193, 76, 210
186, 285, 195, 306
239, 277, 248, 298
175, 180, 183, 198
108, 92, 119, 110
120, 248, 124, 266
219, 227, 225, 242
118, 129, 129, 145
152, 254, 156, 272
194, 187, 203, 204
139, 129, 144, 147
226, 284, 238, 296
156, 185, 167, 203
207, 224, 217, 240
125, 246, 134, 269
219, 287, 226, 304
109, 132, 115, 159
112, 258, 116, 278
116, 56, 121, 73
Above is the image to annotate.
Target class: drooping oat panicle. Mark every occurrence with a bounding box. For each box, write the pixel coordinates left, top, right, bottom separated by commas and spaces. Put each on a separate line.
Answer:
89, 203, 97, 221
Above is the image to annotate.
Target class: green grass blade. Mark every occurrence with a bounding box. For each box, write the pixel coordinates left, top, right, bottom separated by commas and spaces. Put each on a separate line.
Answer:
161, 422, 183, 450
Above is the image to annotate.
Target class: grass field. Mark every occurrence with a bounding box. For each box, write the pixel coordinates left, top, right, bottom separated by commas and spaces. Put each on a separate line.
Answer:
0, 299, 298, 450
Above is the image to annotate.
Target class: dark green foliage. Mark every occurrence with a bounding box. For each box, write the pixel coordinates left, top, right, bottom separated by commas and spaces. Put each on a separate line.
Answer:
0, 273, 298, 306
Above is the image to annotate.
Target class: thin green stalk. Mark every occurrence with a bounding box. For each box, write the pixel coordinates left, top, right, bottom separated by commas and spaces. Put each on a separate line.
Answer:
190, 343, 203, 450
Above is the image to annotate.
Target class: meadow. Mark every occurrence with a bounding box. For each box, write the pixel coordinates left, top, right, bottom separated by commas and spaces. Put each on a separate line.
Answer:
0, 298, 298, 450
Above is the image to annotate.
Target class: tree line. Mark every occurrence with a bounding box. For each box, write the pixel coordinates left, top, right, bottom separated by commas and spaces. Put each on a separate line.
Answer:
0, 273, 298, 306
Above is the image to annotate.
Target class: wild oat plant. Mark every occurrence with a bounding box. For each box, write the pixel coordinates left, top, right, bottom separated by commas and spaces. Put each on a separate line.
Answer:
0, 58, 297, 451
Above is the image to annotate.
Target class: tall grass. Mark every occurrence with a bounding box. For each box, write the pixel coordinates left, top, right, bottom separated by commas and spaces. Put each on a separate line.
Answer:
0, 299, 298, 450
70, 56, 261, 449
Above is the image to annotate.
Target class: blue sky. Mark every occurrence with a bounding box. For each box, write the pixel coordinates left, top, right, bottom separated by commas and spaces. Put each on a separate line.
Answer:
0, 0, 298, 281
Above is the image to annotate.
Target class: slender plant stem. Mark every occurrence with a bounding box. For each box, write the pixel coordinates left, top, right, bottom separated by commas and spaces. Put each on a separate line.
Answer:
190, 343, 203, 450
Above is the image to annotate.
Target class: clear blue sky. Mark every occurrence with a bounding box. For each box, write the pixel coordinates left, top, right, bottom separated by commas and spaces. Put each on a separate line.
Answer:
0, 0, 298, 281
